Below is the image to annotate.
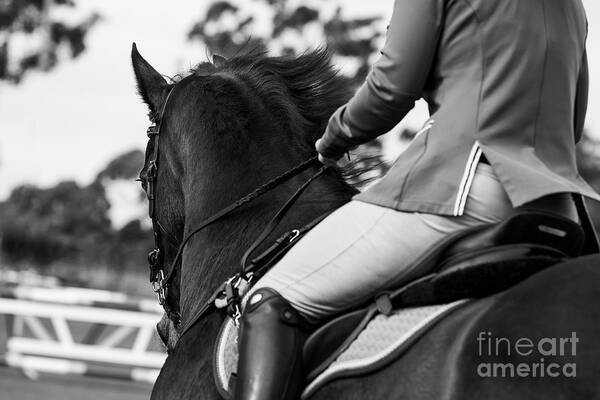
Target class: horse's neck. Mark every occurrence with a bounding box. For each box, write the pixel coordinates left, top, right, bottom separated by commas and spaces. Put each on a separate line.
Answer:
179, 169, 353, 321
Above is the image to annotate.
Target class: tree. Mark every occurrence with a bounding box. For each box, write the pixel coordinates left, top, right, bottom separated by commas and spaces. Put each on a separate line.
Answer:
0, 149, 151, 270
187, 0, 383, 84
0, 180, 111, 265
96, 149, 145, 182
0, 0, 100, 83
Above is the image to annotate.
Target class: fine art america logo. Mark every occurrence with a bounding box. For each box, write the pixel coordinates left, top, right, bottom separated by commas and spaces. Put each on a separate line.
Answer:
476, 331, 578, 378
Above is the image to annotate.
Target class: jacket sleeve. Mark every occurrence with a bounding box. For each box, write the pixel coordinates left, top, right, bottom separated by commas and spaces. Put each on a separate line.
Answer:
317, 0, 445, 158
574, 49, 588, 144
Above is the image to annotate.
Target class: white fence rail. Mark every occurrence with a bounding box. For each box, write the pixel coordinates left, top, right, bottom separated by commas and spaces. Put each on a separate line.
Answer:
0, 287, 166, 383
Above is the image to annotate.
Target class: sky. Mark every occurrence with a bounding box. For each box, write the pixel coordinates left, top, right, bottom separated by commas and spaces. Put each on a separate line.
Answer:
1, 0, 599, 200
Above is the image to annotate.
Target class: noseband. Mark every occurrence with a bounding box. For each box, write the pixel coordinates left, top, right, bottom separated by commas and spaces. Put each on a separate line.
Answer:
144, 85, 327, 333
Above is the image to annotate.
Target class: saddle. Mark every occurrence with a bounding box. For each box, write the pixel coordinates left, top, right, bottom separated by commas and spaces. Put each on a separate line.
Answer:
214, 211, 588, 399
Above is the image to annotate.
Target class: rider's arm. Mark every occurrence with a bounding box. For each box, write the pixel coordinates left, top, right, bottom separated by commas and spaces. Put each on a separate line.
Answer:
317, 0, 444, 159
574, 49, 588, 144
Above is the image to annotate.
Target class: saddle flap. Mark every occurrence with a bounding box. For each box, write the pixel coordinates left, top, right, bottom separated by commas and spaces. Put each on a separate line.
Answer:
303, 307, 375, 381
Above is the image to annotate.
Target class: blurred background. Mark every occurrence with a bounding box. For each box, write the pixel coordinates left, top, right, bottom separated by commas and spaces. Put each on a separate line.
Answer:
0, 0, 599, 398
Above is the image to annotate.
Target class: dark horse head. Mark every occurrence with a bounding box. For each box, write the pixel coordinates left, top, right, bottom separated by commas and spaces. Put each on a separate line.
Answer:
132, 43, 356, 398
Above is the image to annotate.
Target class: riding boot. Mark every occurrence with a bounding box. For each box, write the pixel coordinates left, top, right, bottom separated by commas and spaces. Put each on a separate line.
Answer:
234, 288, 307, 400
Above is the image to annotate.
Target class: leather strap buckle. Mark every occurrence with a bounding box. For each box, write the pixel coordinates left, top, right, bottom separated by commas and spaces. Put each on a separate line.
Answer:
147, 248, 162, 278
151, 269, 168, 305
215, 273, 254, 325
147, 125, 159, 137
148, 248, 161, 267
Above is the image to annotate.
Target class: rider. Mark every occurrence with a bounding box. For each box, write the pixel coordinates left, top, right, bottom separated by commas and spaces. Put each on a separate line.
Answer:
235, 1, 599, 399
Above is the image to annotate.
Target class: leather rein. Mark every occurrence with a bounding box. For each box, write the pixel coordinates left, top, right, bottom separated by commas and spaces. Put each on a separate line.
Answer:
144, 85, 328, 337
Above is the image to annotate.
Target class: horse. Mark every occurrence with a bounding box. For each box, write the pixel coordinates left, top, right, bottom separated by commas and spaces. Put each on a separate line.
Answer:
131, 44, 600, 399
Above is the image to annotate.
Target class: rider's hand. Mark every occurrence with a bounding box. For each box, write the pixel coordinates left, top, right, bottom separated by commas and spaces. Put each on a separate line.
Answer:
315, 139, 350, 169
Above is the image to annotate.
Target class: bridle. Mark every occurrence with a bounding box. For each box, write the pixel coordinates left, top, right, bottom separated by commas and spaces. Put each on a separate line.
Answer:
143, 84, 328, 336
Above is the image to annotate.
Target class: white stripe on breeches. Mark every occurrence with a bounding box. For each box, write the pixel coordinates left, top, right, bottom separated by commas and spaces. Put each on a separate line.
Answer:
247, 163, 514, 321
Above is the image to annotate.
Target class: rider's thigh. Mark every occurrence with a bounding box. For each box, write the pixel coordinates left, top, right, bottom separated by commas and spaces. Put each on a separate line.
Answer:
248, 163, 514, 321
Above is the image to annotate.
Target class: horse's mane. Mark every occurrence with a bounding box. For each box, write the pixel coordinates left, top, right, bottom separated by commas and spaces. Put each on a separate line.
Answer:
190, 49, 353, 140
180, 49, 383, 189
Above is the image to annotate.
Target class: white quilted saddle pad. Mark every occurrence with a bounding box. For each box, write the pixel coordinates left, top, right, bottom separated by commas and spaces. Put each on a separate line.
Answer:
214, 300, 469, 399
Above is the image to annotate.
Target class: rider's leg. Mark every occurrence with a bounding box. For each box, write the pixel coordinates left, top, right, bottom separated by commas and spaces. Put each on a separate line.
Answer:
246, 162, 515, 321
234, 163, 513, 400
234, 288, 309, 400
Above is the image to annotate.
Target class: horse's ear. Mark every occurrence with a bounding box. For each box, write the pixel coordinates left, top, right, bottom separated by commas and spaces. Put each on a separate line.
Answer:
131, 43, 168, 117
212, 54, 226, 66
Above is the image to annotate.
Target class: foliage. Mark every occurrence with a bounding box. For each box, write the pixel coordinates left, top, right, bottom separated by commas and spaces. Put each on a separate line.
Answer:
0, 150, 152, 275
0, 0, 100, 83
0, 180, 111, 265
187, 0, 383, 85
96, 149, 145, 181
